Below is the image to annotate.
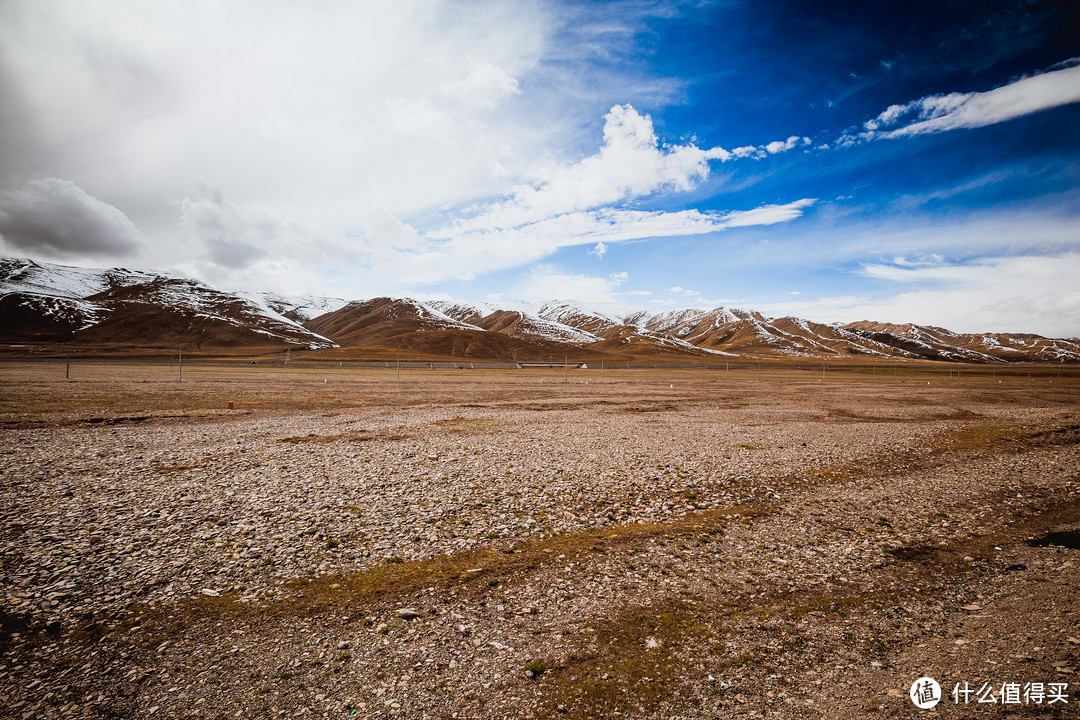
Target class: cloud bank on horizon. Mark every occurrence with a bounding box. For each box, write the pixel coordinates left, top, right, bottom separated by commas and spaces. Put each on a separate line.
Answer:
1, 0, 1079, 336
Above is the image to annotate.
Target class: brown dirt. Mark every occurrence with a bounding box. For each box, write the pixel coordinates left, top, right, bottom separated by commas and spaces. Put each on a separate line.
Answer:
0, 361, 1078, 719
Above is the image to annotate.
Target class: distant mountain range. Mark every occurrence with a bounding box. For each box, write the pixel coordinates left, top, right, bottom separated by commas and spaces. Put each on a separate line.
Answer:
2, 258, 1078, 363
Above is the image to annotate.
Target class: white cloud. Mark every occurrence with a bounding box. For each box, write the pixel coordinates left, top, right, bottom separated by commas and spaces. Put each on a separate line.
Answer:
385, 97, 455, 138
731, 136, 810, 159
176, 185, 345, 270
0, 0, 552, 244
449, 105, 732, 232
859, 59, 1080, 139
0, 178, 141, 258
754, 253, 1080, 337
720, 198, 817, 227
666, 286, 699, 297
0, 0, 835, 294
402, 200, 815, 284
169, 185, 375, 293
442, 60, 522, 108
590, 241, 608, 258
512, 265, 627, 303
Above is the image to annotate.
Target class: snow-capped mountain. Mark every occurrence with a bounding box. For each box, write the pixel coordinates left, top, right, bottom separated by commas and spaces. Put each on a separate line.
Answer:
0, 258, 335, 349
3, 258, 1079, 361
239, 291, 351, 324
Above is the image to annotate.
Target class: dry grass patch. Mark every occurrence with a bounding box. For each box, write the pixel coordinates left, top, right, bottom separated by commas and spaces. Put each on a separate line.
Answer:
129, 504, 775, 643
540, 491, 1080, 718
277, 429, 410, 444
541, 597, 723, 719
429, 416, 504, 435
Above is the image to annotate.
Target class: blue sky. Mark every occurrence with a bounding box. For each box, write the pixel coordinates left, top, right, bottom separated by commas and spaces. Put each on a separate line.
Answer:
1, 0, 1079, 335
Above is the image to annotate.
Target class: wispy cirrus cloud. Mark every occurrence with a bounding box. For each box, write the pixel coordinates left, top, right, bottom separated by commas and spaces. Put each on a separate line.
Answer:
385, 200, 815, 284
852, 58, 1080, 141
435, 201, 816, 246
511, 265, 631, 303
752, 252, 1080, 337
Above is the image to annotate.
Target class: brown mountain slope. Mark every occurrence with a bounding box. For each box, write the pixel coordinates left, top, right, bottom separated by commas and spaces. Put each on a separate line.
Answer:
72, 279, 333, 350
0, 294, 104, 342
6, 259, 1079, 362
842, 321, 1080, 363
305, 299, 585, 360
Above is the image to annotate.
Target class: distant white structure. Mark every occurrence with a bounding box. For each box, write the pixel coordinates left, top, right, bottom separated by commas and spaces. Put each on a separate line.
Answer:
516, 362, 587, 369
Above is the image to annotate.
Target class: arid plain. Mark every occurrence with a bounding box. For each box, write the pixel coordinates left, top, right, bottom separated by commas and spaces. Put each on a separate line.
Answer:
2, 361, 1078, 719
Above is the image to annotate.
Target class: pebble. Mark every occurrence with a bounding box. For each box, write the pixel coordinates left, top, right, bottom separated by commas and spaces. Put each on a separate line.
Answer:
2, 376, 1076, 720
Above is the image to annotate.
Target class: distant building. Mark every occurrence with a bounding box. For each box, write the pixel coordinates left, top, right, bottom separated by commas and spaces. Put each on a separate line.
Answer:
516, 362, 587, 369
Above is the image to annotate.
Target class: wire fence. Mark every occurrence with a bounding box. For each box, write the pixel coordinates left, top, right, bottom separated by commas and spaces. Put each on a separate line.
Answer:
2, 352, 1078, 384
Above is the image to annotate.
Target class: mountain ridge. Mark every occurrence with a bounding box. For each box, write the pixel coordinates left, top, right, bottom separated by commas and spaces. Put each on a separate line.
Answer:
2, 258, 1078, 362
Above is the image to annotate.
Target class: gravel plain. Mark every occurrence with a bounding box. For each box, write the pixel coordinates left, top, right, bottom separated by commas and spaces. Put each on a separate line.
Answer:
1, 362, 1078, 719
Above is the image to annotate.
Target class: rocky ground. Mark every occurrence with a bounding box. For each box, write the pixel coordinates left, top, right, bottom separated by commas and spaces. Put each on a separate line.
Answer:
0, 363, 1078, 719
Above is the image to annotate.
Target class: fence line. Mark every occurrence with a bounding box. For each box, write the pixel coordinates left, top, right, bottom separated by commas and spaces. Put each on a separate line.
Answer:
2, 354, 1078, 381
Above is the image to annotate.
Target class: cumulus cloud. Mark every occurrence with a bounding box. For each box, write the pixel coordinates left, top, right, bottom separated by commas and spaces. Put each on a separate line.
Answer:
447, 105, 732, 232
0, 178, 142, 258
382, 101, 820, 283
857, 59, 1080, 140
731, 135, 811, 159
